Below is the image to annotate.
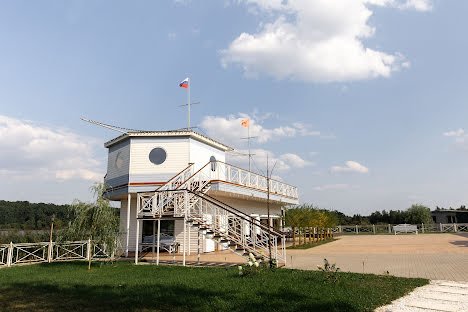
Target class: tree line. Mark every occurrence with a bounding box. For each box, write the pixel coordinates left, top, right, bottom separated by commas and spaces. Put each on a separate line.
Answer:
285, 204, 434, 227
0, 200, 72, 230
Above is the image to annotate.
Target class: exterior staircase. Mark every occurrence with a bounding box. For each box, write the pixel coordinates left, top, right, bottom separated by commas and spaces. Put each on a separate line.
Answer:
137, 161, 286, 265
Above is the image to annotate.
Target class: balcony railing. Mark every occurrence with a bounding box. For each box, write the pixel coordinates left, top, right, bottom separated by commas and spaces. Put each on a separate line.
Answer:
209, 161, 298, 199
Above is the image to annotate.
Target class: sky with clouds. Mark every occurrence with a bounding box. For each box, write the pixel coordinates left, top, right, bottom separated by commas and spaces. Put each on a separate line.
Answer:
1, 0, 467, 215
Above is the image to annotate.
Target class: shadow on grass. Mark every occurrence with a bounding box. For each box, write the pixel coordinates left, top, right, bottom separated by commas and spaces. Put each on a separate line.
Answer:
0, 281, 360, 312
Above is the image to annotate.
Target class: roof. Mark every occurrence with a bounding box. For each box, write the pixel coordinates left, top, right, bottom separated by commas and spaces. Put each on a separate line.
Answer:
104, 130, 234, 151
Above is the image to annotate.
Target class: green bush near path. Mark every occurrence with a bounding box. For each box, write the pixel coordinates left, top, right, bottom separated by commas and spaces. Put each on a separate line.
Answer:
0, 261, 428, 312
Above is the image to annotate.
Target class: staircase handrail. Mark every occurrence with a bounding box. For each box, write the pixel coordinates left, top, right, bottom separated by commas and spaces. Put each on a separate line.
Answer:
174, 161, 212, 191
187, 190, 284, 239
155, 163, 195, 191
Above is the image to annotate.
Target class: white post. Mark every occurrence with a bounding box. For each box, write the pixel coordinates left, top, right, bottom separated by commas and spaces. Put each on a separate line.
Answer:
440, 223, 442, 232
454, 223, 457, 232
126, 193, 131, 257
188, 220, 191, 256
152, 220, 156, 263
7, 242, 13, 267
388, 224, 391, 234
156, 218, 160, 265
373, 224, 376, 234
197, 230, 200, 265
356, 224, 359, 234
421, 223, 424, 233
135, 219, 140, 265
87, 238, 91, 261
183, 217, 186, 266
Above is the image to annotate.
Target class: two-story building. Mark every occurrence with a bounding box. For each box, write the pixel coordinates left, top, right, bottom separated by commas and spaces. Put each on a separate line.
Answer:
103, 130, 299, 265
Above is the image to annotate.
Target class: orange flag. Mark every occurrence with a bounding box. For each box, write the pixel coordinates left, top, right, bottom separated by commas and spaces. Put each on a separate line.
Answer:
241, 119, 250, 127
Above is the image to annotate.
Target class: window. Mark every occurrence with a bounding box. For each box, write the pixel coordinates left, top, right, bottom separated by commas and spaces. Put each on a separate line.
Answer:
149, 147, 167, 165
115, 151, 124, 169
210, 156, 217, 171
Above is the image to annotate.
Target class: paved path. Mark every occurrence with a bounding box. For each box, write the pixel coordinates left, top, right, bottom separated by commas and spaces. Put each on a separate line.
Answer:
376, 280, 468, 312
286, 233, 468, 281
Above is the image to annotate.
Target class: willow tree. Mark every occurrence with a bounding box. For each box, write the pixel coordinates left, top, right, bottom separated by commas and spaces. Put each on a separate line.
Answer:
64, 183, 120, 270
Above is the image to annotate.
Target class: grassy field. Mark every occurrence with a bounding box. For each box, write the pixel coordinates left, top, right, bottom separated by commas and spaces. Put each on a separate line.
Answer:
287, 238, 337, 249
0, 261, 428, 312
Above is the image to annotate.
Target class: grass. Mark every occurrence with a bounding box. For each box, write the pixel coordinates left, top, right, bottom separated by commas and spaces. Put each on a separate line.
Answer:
0, 261, 428, 312
287, 238, 337, 249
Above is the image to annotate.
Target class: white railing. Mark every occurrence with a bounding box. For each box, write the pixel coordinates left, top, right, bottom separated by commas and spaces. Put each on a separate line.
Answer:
337, 223, 468, 234
0, 240, 112, 267
213, 161, 298, 199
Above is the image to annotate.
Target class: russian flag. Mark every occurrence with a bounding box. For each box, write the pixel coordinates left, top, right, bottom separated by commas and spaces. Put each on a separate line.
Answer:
179, 77, 189, 88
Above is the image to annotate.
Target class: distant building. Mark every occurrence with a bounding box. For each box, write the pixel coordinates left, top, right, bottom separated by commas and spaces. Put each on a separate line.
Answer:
431, 210, 468, 223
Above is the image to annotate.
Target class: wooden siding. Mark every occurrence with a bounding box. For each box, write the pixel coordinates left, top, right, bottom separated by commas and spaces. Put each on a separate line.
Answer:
106, 140, 130, 187
212, 195, 283, 217
120, 196, 140, 251
189, 138, 226, 171
129, 137, 190, 176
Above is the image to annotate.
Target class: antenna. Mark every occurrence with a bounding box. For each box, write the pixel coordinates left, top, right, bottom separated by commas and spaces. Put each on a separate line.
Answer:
240, 122, 257, 171
80, 118, 145, 133
179, 102, 201, 130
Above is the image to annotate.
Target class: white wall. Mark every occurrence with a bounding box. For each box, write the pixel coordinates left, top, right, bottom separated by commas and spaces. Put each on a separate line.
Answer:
214, 196, 283, 217
189, 138, 226, 172
129, 137, 190, 177
120, 195, 140, 251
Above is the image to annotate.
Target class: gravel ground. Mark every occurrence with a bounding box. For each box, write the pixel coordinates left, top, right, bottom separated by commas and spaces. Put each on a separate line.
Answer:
375, 280, 468, 312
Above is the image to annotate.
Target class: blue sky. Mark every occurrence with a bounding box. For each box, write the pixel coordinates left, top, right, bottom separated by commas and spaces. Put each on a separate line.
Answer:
1, 0, 467, 215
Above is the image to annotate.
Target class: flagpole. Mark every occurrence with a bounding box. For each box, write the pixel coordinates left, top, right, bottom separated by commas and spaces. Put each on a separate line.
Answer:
248, 124, 251, 171
188, 78, 191, 130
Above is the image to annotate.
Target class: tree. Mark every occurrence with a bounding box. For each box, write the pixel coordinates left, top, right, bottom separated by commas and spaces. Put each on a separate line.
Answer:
284, 207, 307, 247
63, 183, 120, 270
404, 204, 433, 225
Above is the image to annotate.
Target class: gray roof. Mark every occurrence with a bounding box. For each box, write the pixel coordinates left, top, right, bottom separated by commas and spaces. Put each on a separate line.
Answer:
104, 130, 233, 151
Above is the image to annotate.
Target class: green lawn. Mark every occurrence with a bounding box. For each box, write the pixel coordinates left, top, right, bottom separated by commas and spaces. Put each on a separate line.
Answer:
287, 238, 337, 249
0, 261, 428, 312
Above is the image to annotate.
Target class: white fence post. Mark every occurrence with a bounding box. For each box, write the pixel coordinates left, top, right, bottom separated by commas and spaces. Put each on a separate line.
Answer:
373, 224, 376, 234
454, 223, 457, 232
86, 239, 91, 261
440, 223, 442, 232
356, 225, 359, 234
421, 223, 424, 233
7, 242, 13, 267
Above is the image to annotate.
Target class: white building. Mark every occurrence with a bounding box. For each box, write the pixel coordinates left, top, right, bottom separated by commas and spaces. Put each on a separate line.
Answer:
103, 130, 298, 265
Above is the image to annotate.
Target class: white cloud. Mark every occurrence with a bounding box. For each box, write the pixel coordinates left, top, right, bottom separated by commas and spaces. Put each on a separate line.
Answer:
0, 115, 103, 182
331, 161, 369, 174
444, 128, 464, 137
221, 0, 430, 82
312, 184, 353, 191
443, 128, 468, 146
228, 148, 314, 172
200, 113, 320, 147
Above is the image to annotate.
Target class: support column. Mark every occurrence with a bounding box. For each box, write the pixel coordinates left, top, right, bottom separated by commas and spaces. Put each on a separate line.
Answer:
152, 220, 156, 263
126, 193, 131, 257
156, 218, 160, 265
188, 220, 191, 256
183, 217, 186, 266
135, 219, 140, 265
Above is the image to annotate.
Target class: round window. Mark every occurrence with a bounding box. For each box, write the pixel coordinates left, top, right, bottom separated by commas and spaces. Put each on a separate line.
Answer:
149, 147, 167, 165
115, 151, 124, 169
